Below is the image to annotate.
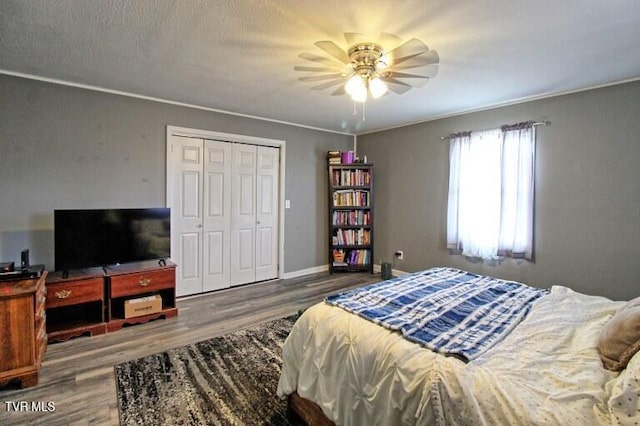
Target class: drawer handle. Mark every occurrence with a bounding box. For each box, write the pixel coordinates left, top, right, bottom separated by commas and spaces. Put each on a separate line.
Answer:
55, 289, 72, 299
139, 278, 151, 287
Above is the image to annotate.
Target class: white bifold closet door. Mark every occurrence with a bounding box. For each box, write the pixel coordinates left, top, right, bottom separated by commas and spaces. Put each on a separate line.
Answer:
169, 136, 279, 296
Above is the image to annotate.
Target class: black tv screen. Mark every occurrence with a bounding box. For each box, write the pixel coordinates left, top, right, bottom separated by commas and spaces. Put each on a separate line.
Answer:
54, 208, 171, 271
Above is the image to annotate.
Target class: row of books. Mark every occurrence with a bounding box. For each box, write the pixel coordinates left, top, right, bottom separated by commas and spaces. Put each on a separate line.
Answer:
332, 228, 371, 246
332, 190, 370, 207
332, 210, 371, 226
332, 249, 371, 266
331, 169, 371, 187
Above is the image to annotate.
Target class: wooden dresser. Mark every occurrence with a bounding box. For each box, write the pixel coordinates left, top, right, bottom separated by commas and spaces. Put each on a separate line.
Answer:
0, 272, 48, 389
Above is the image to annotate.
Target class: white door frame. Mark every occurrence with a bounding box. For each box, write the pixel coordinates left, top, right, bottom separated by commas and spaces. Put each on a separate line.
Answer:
166, 125, 286, 280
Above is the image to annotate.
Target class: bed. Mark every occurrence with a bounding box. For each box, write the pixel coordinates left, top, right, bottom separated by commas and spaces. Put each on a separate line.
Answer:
277, 267, 640, 425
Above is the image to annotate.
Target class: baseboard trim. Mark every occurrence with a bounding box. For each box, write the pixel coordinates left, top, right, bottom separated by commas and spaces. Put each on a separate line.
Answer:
283, 264, 409, 280
283, 264, 329, 279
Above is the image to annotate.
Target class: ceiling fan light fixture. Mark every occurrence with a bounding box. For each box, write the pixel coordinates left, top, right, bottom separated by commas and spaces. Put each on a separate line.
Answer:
345, 74, 367, 102
369, 77, 388, 98
296, 32, 439, 107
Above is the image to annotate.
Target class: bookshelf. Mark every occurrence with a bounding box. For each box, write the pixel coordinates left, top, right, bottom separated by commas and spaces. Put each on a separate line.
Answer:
328, 164, 374, 273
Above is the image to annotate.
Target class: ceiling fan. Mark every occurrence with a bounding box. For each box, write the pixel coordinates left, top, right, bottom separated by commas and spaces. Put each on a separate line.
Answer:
295, 32, 439, 103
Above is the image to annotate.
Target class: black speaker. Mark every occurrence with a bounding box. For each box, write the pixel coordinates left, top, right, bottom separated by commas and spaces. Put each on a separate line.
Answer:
21, 249, 29, 268
381, 262, 393, 280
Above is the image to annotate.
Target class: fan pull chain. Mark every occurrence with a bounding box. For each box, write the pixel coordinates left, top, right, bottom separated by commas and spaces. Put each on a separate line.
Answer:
351, 100, 366, 121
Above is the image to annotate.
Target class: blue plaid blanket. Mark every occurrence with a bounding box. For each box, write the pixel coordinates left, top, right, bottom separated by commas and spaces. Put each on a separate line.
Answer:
326, 267, 548, 360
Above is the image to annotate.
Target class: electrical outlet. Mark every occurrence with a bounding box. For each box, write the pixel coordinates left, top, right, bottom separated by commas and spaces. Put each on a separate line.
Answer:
395, 250, 404, 260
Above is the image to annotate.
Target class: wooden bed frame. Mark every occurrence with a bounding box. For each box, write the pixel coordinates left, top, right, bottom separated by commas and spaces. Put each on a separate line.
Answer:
288, 392, 335, 426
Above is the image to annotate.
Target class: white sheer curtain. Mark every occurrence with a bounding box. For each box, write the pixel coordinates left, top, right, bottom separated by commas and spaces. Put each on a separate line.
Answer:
447, 123, 535, 260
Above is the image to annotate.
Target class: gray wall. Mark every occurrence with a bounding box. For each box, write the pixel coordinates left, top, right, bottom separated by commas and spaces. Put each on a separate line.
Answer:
0, 74, 352, 273
3, 73, 638, 300
358, 80, 640, 301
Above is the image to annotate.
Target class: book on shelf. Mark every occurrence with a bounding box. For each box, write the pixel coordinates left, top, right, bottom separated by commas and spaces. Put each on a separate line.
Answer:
333, 228, 371, 245
331, 168, 371, 186
332, 249, 370, 267
346, 249, 370, 266
327, 150, 341, 164
332, 210, 371, 226
332, 190, 370, 207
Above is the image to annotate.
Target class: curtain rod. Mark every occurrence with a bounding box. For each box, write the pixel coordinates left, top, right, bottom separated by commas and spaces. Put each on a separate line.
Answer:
440, 120, 550, 140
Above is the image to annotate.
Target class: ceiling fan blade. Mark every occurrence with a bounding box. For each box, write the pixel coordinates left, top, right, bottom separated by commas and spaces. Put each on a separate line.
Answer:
310, 78, 346, 90
382, 77, 412, 87
331, 86, 346, 96
390, 63, 439, 79
299, 52, 345, 67
294, 65, 343, 73
384, 38, 430, 65
384, 71, 430, 80
390, 50, 439, 68
393, 50, 440, 68
314, 40, 349, 64
382, 72, 432, 88
376, 32, 402, 48
298, 74, 343, 82
380, 77, 413, 94
344, 32, 366, 47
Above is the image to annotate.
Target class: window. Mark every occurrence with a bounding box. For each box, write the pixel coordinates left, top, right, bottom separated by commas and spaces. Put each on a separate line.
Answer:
446, 122, 536, 260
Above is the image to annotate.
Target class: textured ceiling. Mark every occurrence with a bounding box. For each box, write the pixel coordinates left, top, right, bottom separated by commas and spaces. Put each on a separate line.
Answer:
1, 0, 639, 134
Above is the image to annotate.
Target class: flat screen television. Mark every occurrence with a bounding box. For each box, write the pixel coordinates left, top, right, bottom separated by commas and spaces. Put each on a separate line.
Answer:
54, 208, 171, 272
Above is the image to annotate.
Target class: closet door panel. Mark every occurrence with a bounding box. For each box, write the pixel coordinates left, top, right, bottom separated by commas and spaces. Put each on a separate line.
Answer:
231, 144, 257, 286
170, 136, 204, 297
255, 146, 279, 281
205, 231, 223, 275
238, 229, 254, 270
180, 232, 200, 279
202, 140, 231, 291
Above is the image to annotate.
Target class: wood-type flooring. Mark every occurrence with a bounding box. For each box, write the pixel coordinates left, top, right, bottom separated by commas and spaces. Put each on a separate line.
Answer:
0, 271, 379, 425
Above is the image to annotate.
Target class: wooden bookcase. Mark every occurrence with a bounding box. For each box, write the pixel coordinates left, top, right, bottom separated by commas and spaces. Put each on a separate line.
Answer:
328, 164, 374, 273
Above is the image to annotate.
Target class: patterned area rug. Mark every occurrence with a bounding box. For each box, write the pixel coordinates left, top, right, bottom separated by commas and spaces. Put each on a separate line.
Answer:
114, 315, 303, 425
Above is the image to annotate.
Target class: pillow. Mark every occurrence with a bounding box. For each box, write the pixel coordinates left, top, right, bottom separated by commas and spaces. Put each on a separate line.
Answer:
598, 296, 640, 371
606, 349, 640, 424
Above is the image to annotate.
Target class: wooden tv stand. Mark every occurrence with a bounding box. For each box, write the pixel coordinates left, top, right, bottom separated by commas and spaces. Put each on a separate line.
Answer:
45, 260, 177, 343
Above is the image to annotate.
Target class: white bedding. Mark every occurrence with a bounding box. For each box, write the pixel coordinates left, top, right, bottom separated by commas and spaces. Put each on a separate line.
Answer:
277, 285, 640, 425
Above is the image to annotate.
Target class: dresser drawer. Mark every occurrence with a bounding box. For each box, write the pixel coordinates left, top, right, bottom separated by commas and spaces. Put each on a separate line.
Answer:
46, 278, 104, 309
109, 269, 175, 298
